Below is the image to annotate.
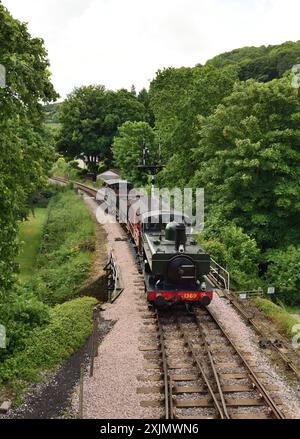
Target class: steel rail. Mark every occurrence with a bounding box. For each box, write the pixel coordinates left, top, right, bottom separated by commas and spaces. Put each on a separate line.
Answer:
193, 314, 230, 419
207, 273, 300, 381
51, 176, 98, 196
156, 311, 172, 419
205, 306, 285, 419
176, 319, 226, 419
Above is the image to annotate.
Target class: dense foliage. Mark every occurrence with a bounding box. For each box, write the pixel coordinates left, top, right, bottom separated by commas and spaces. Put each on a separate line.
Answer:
208, 41, 300, 82
0, 189, 97, 395
191, 77, 300, 250
44, 103, 61, 124
57, 86, 146, 171
25, 190, 95, 305
149, 65, 237, 188
265, 246, 300, 306
0, 297, 97, 383
113, 121, 157, 185
197, 223, 261, 290
0, 2, 57, 295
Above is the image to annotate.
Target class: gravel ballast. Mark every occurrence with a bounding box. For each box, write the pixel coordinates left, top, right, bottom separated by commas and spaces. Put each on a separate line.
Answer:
210, 295, 300, 419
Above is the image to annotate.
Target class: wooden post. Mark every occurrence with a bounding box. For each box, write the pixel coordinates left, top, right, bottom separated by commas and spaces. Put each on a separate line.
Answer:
90, 308, 98, 376
93, 307, 99, 358
79, 363, 84, 419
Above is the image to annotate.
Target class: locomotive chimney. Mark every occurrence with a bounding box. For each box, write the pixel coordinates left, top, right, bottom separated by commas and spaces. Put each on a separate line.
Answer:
175, 223, 186, 253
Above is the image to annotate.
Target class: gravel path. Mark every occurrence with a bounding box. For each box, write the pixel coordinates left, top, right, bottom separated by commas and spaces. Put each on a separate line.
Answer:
210, 295, 300, 419
71, 196, 147, 419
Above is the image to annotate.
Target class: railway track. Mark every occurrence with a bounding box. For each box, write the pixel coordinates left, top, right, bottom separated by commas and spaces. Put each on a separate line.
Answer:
138, 305, 285, 419
207, 274, 300, 382
51, 176, 98, 197
51, 175, 294, 418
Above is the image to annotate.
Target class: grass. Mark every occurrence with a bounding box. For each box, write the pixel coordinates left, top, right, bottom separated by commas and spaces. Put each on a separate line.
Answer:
25, 190, 96, 305
254, 297, 300, 338
17, 209, 48, 281
285, 305, 300, 315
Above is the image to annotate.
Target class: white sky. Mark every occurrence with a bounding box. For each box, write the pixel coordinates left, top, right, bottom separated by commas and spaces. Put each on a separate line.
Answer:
2, 0, 300, 98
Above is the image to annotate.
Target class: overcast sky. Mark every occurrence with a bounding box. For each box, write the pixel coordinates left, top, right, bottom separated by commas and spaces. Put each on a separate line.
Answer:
3, 0, 300, 98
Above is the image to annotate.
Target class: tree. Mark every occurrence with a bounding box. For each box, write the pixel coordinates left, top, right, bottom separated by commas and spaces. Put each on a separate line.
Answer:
112, 121, 157, 185
0, 3, 58, 123
265, 246, 300, 306
130, 84, 137, 96
0, 3, 57, 295
137, 88, 155, 127
149, 65, 237, 188
57, 86, 146, 171
208, 41, 300, 82
192, 76, 300, 250
198, 224, 260, 290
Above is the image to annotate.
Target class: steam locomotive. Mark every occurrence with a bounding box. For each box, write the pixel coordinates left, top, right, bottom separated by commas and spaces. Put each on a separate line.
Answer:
99, 173, 214, 307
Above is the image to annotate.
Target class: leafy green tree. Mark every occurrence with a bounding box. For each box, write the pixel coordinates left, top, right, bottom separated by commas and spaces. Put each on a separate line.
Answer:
198, 220, 260, 290
137, 88, 155, 127
0, 3, 57, 296
149, 65, 237, 187
0, 3, 58, 122
208, 41, 300, 82
57, 86, 146, 171
113, 121, 157, 185
192, 76, 300, 250
44, 103, 61, 123
265, 246, 300, 306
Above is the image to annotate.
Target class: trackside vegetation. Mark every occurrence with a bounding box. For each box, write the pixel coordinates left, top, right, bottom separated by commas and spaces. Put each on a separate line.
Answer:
0, 297, 97, 384
51, 157, 105, 188
254, 298, 299, 338
17, 209, 48, 282
25, 190, 95, 305
0, 189, 97, 400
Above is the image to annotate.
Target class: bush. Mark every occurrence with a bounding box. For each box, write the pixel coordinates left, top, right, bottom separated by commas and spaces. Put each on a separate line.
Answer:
198, 222, 261, 290
0, 291, 50, 361
0, 297, 97, 383
265, 246, 300, 306
29, 184, 67, 208
50, 157, 81, 179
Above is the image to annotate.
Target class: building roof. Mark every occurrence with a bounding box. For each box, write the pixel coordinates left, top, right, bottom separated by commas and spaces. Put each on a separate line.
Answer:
98, 170, 120, 181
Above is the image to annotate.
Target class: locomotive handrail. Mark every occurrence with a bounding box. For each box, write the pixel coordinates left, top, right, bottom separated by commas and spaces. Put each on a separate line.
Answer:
210, 258, 230, 292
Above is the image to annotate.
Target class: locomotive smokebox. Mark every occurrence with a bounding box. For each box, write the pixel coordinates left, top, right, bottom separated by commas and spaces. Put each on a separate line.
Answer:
175, 223, 186, 253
